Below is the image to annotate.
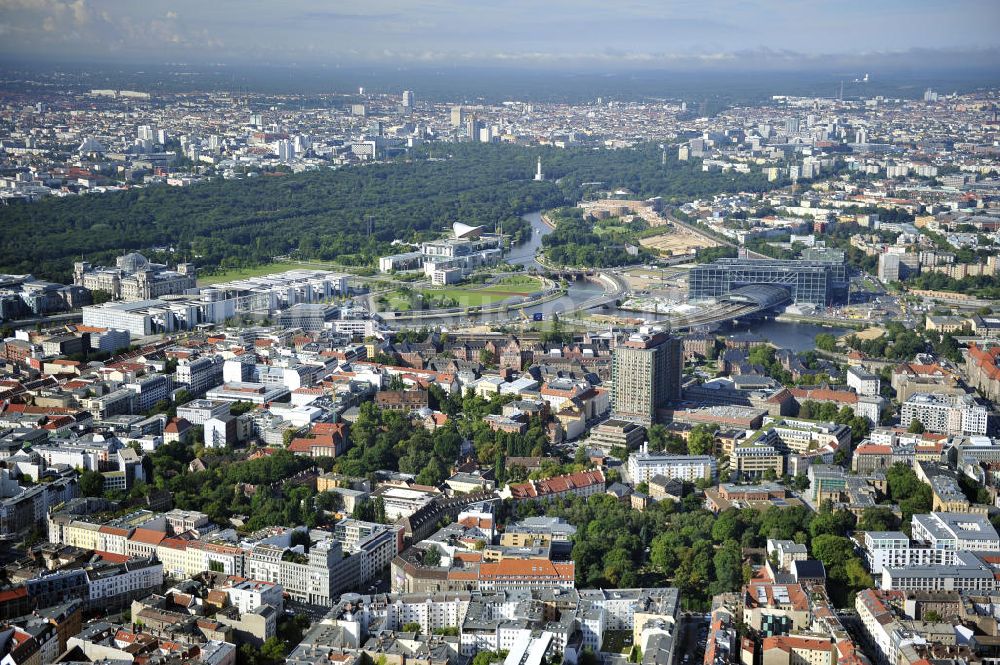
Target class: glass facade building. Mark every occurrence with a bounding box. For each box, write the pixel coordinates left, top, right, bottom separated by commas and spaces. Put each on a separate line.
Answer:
688, 258, 848, 307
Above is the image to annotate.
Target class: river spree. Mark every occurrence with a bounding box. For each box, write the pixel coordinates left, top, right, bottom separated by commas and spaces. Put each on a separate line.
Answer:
506, 211, 549, 270
513, 211, 847, 348
403, 211, 849, 349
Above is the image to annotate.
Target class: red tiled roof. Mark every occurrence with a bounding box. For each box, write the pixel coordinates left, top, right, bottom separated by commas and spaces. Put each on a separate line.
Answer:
287, 426, 345, 456
164, 417, 191, 434
160, 537, 189, 551
789, 387, 858, 404
478, 559, 574, 581
762, 635, 834, 654
129, 528, 166, 545
969, 344, 1000, 380
855, 444, 892, 455
312, 422, 346, 436
507, 469, 605, 500
93, 550, 130, 564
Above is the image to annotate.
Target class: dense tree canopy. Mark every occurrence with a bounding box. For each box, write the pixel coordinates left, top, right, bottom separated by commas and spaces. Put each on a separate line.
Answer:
1, 142, 786, 281
0, 144, 565, 281
885, 463, 933, 528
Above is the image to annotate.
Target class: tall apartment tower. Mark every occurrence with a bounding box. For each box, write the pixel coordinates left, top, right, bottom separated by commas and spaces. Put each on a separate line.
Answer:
611, 331, 682, 424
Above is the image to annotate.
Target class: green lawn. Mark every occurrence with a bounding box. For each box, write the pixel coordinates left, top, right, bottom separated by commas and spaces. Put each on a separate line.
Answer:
421, 290, 508, 306
426, 275, 543, 305
601, 630, 633, 655
385, 276, 544, 311
477, 275, 544, 293
386, 293, 415, 310
199, 262, 309, 285
593, 224, 632, 237
198, 260, 353, 285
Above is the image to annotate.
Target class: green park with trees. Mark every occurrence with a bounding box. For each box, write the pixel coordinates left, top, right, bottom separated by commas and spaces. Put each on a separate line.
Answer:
0, 142, 786, 282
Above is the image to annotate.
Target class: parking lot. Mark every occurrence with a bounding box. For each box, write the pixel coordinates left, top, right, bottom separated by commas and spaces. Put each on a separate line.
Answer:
676, 614, 710, 663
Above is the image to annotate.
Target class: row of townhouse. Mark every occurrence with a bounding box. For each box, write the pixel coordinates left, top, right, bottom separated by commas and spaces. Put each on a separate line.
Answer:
48, 510, 402, 602
305, 587, 678, 660
10, 556, 163, 614
0, 475, 78, 538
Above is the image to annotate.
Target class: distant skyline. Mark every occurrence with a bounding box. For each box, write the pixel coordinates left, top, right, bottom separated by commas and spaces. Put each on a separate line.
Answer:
0, 0, 998, 71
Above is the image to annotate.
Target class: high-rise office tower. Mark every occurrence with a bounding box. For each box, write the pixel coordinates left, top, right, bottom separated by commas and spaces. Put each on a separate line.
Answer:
450, 106, 464, 128
465, 117, 483, 142
611, 332, 682, 424
276, 139, 295, 161
402, 90, 414, 108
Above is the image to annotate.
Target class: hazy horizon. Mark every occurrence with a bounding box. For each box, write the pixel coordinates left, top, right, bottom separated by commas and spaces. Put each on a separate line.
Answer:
1, 0, 998, 74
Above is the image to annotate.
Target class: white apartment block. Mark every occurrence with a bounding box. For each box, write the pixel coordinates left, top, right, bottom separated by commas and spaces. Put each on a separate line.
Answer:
332, 519, 402, 584
900, 392, 989, 435
226, 580, 284, 615
856, 589, 927, 665
863, 514, 1000, 576
386, 594, 473, 635
86, 557, 164, 605
847, 366, 881, 397
862, 531, 954, 575
374, 486, 437, 521
911, 512, 1000, 551
126, 374, 171, 413
626, 447, 716, 483
856, 395, 886, 424
176, 399, 231, 425
767, 539, 808, 571
175, 356, 224, 396
882, 551, 997, 592
760, 417, 851, 453
163, 509, 211, 534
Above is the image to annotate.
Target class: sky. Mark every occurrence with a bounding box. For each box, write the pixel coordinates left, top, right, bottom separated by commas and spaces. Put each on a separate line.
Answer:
0, 0, 998, 71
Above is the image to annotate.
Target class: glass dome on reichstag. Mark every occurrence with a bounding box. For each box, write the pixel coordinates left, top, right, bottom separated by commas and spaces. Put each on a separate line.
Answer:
120, 252, 150, 273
